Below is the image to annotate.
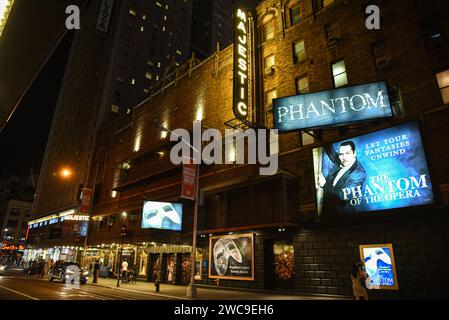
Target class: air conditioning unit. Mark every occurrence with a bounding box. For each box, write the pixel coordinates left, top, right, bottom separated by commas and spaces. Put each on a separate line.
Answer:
264, 66, 275, 76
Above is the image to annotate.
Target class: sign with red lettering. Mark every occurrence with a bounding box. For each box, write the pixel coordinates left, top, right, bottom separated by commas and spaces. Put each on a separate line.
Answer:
181, 159, 196, 200
79, 188, 93, 214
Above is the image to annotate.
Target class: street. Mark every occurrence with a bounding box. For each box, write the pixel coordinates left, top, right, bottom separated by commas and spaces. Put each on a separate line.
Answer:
0, 274, 174, 300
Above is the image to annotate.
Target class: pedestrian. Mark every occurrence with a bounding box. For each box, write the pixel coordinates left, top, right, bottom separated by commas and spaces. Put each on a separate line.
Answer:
350, 260, 369, 300
121, 260, 128, 284
93, 259, 100, 284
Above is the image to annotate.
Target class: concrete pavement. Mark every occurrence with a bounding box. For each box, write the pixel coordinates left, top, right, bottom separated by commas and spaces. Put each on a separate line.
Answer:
88, 277, 351, 300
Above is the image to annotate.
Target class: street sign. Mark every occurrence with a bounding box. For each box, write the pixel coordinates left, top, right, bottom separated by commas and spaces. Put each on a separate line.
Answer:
182, 159, 196, 200
79, 187, 93, 214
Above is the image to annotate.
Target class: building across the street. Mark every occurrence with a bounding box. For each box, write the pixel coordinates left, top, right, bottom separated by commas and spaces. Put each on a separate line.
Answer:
27, 0, 449, 299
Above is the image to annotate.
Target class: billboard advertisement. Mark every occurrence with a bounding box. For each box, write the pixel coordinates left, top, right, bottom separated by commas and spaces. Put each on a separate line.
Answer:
209, 233, 254, 281
141, 201, 183, 231
359, 244, 399, 290
313, 122, 434, 217
273, 81, 393, 132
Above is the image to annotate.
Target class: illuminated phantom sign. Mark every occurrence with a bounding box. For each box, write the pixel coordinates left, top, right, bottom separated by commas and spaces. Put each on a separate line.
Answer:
273, 81, 393, 132
313, 121, 434, 217
233, 8, 249, 120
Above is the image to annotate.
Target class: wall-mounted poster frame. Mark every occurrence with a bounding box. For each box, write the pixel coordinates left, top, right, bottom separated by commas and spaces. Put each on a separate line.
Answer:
359, 243, 399, 291
208, 233, 254, 281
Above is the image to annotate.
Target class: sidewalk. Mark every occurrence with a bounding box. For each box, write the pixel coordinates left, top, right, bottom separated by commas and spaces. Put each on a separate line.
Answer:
88, 278, 350, 300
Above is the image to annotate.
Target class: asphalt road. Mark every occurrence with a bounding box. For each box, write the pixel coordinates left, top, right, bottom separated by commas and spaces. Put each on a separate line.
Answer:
0, 274, 174, 300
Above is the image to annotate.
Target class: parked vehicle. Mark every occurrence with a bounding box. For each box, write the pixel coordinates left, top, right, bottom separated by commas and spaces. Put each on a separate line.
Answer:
48, 261, 88, 284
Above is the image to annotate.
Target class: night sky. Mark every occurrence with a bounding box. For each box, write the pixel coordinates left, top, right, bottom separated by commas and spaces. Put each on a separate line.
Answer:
0, 0, 87, 177
0, 30, 74, 177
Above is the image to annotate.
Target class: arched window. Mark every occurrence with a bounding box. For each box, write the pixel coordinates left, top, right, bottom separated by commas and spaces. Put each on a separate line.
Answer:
261, 14, 275, 42
285, 0, 302, 28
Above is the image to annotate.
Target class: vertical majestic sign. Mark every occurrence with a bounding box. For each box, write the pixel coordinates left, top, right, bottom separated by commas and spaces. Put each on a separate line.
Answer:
233, 8, 249, 120
97, 0, 115, 33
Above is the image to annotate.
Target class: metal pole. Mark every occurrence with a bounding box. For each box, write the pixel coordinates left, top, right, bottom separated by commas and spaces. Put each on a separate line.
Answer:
117, 237, 123, 287
187, 162, 200, 298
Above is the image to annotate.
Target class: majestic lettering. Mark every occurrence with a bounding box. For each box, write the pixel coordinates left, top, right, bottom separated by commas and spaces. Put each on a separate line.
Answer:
233, 8, 249, 119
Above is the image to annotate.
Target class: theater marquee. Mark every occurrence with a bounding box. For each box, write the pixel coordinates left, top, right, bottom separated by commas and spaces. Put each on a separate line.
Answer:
233, 8, 250, 120
273, 81, 393, 132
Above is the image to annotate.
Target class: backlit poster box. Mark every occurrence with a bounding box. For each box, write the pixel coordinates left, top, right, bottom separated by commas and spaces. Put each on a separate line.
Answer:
141, 201, 183, 231
273, 81, 393, 132
313, 122, 434, 217
359, 244, 399, 290
209, 233, 254, 281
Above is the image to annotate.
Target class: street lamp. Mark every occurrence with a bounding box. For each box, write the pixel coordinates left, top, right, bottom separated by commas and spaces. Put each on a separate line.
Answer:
116, 225, 127, 287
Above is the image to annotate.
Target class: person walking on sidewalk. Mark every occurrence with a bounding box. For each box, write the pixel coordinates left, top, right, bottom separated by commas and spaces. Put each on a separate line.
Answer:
350, 260, 369, 300
93, 259, 100, 284
121, 260, 128, 284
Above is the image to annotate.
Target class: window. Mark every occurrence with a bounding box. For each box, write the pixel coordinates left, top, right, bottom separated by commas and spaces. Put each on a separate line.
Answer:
371, 39, 391, 69
314, 0, 335, 11
293, 40, 306, 64
332, 60, 348, 88
265, 89, 277, 107
111, 105, 120, 114
263, 18, 275, 42
145, 72, 152, 80
436, 70, 449, 104
290, 4, 302, 26
301, 132, 314, 146
264, 54, 275, 76
296, 76, 309, 94
129, 9, 137, 16
325, 22, 341, 47
420, 18, 446, 50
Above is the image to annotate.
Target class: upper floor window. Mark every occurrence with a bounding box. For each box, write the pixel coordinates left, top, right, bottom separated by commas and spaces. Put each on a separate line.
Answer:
264, 54, 275, 76
371, 39, 391, 70
265, 89, 277, 108
314, 0, 335, 11
325, 22, 341, 47
285, 0, 302, 28
296, 76, 309, 94
436, 70, 449, 104
332, 60, 348, 88
262, 17, 275, 42
293, 40, 306, 64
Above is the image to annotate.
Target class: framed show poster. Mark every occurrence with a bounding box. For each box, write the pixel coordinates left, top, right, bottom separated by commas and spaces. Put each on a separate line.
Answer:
209, 233, 254, 281
359, 244, 399, 290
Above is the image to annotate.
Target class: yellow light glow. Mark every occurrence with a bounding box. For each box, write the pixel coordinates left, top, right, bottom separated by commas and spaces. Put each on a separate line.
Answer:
134, 135, 141, 152
111, 191, 117, 198
0, 0, 14, 38
195, 107, 203, 121
60, 168, 73, 178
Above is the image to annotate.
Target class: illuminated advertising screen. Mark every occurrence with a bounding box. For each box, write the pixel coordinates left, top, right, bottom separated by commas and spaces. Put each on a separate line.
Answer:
313, 122, 434, 217
273, 81, 393, 132
209, 233, 254, 281
141, 201, 183, 231
360, 244, 399, 290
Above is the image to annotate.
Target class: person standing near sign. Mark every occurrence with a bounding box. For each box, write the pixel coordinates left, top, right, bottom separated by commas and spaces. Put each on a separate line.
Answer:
318, 141, 367, 215
351, 260, 369, 300
121, 260, 128, 284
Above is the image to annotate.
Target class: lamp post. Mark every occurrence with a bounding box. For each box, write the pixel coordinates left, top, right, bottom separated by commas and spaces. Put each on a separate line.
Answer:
116, 225, 127, 287
186, 161, 200, 298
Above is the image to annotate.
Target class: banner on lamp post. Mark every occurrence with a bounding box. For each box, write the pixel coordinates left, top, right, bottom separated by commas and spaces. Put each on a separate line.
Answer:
79, 188, 93, 214
182, 158, 196, 201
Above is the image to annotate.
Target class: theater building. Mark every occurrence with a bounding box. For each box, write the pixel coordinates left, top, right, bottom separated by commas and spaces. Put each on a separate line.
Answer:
29, 0, 449, 298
